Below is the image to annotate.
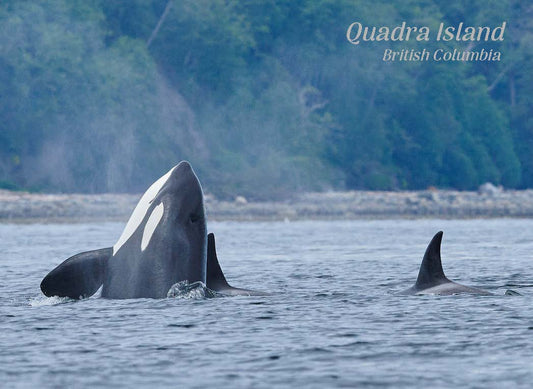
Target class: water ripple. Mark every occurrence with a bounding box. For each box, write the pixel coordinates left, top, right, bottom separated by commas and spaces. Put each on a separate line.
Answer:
1, 219, 533, 388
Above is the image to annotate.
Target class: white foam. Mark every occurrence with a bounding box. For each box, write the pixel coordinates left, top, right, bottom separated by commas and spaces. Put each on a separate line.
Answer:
167, 281, 209, 299
141, 202, 164, 251
113, 165, 176, 255
30, 295, 72, 307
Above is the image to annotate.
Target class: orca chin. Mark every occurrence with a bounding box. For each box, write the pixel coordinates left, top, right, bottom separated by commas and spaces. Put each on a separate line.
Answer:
40, 161, 266, 300
398, 231, 492, 296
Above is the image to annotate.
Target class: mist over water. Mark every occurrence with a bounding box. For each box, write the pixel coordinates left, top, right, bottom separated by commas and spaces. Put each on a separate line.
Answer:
2, 219, 533, 388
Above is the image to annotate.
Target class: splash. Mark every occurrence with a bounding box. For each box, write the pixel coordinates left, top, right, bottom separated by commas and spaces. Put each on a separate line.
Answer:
167, 280, 218, 299
29, 286, 103, 306
29, 295, 73, 307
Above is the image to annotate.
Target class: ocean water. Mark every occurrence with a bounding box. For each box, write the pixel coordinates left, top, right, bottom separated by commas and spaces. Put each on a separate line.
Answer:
1, 219, 532, 388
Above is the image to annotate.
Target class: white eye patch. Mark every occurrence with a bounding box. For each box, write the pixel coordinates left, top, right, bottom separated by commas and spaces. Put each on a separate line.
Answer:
141, 203, 164, 251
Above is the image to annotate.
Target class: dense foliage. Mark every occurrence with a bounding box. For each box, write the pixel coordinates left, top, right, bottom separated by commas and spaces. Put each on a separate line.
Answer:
0, 0, 531, 198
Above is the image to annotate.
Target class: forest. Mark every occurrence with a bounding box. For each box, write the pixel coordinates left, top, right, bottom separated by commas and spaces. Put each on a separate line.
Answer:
0, 0, 531, 199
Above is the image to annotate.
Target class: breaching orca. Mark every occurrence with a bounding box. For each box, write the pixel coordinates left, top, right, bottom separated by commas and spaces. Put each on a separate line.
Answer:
399, 231, 492, 295
40, 161, 264, 299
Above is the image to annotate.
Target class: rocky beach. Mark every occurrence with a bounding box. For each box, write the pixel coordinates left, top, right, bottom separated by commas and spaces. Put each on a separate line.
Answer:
1, 184, 532, 222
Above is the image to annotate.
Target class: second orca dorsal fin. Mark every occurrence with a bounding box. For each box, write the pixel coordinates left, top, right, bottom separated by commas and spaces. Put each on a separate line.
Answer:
206, 233, 269, 296
40, 248, 112, 299
415, 231, 450, 288
206, 233, 231, 291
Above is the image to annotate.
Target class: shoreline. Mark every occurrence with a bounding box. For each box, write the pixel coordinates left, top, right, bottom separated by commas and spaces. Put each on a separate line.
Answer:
1, 188, 533, 223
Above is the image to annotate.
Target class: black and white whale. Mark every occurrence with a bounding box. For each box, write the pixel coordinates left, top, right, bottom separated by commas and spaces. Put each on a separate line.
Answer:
398, 231, 492, 295
40, 161, 264, 299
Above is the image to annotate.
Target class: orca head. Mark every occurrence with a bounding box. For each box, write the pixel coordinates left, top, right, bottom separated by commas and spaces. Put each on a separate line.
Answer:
110, 161, 207, 296
148, 161, 207, 285
152, 161, 205, 224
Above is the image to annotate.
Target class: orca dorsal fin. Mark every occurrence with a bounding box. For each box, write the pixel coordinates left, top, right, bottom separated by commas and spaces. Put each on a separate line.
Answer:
206, 233, 270, 296
40, 247, 111, 299
415, 231, 449, 287
206, 233, 231, 291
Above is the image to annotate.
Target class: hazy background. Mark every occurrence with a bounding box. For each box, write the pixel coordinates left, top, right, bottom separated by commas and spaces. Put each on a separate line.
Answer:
0, 0, 531, 199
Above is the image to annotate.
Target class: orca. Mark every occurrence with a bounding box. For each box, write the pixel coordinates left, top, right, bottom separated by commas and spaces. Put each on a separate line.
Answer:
399, 231, 492, 295
40, 161, 264, 299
